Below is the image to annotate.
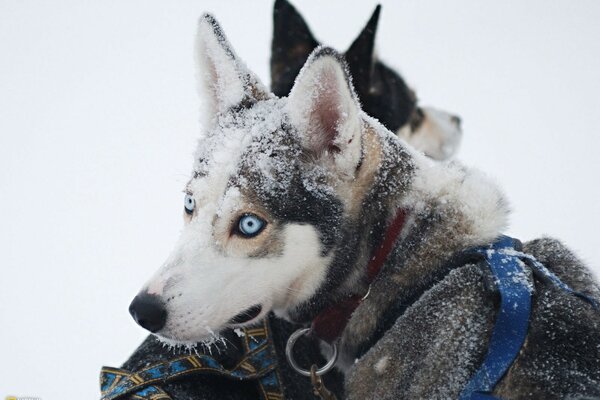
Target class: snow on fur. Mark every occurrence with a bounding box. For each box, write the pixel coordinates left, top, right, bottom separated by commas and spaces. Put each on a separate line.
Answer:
195, 14, 272, 130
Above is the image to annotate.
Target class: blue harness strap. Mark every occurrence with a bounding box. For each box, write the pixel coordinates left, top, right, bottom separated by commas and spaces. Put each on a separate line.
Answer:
100, 318, 284, 400
459, 235, 598, 400
458, 236, 532, 400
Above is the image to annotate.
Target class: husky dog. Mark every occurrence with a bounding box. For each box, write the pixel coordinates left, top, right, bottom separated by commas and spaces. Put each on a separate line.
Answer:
127, 14, 600, 400
271, 0, 462, 161
118, 4, 463, 399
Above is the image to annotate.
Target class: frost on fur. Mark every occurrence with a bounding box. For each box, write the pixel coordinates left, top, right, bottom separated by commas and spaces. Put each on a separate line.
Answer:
403, 155, 510, 247
195, 14, 271, 129
287, 47, 363, 179
155, 325, 230, 356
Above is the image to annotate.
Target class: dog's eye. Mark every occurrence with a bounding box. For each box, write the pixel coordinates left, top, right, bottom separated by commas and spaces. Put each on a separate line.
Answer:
237, 214, 266, 238
184, 194, 195, 215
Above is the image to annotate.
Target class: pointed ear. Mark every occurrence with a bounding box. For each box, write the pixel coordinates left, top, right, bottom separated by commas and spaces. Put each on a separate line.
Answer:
345, 5, 381, 97
196, 14, 270, 123
287, 48, 363, 177
270, 0, 319, 97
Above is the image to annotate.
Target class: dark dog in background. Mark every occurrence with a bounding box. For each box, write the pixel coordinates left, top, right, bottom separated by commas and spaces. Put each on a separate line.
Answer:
271, 0, 462, 161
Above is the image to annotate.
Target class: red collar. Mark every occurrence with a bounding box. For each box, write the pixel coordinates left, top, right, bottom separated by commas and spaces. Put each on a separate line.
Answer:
310, 209, 408, 344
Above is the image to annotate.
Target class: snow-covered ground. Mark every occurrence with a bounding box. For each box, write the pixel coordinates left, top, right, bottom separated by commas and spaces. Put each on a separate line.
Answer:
1, 1, 599, 398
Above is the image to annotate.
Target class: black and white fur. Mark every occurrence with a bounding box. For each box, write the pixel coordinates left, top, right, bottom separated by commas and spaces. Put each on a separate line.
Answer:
127, 14, 600, 399
271, 0, 462, 161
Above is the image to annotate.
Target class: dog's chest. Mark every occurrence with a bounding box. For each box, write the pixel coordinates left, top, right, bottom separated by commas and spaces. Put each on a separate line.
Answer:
343, 264, 497, 399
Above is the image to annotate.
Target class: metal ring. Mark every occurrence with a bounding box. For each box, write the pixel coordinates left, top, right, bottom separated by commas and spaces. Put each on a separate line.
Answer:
285, 328, 338, 377
361, 285, 372, 301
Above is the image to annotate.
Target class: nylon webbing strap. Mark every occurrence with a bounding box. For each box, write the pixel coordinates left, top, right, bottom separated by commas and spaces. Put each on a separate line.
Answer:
459, 235, 599, 400
458, 236, 532, 400
100, 319, 284, 400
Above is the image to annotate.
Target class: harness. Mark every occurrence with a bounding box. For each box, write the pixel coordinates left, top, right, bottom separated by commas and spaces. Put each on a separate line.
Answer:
459, 236, 599, 400
100, 318, 284, 400
101, 217, 599, 399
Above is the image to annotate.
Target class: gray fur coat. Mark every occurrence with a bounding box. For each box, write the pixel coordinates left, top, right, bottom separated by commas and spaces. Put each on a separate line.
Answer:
346, 238, 600, 399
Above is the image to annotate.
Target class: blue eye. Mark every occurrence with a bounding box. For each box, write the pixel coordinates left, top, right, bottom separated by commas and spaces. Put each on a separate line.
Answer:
184, 194, 195, 215
237, 214, 266, 238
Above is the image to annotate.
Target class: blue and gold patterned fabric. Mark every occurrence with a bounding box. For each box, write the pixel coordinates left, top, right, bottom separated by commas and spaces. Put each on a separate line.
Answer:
100, 319, 284, 400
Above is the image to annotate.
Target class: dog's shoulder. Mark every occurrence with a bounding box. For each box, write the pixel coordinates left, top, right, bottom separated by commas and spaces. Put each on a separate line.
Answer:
524, 236, 600, 297
493, 237, 600, 398
346, 262, 497, 399
347, 242, 600, 399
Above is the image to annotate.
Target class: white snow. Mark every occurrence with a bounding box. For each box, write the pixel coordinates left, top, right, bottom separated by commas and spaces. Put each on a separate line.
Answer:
233, 328, 246, 338
1, 1, 599, 399
404, 152, 510, 246
374, 356, 390, 375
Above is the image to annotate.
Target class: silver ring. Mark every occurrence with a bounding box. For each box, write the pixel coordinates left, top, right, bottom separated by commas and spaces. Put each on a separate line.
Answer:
361, 285, 372, 301
285, 328, 338, 377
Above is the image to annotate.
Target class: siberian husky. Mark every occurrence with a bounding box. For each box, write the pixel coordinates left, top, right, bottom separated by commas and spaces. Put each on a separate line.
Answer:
271, 0, 462, 161
128, 14, 600, 400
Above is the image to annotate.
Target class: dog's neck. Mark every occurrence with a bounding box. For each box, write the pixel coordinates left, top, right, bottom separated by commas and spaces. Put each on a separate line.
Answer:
335, 130, 510, 370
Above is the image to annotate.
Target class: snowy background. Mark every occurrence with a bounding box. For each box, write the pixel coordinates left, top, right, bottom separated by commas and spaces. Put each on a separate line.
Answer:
1, 0, 599, 398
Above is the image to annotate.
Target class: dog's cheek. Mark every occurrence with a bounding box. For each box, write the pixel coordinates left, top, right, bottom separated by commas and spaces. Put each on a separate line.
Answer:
269, 224, 332, 310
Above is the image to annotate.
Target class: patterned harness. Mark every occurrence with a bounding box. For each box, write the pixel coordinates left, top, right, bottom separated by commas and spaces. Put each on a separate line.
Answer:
100, 319, 284, 400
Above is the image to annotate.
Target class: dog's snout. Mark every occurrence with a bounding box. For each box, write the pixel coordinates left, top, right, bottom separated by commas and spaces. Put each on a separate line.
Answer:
129, 293, 167, 333
451, 115, 462, 128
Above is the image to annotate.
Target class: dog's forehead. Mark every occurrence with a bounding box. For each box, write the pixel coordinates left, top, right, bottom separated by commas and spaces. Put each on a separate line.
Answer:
188, 98, 342, 245
193, 99, 290, 171
191, 98, 324, 199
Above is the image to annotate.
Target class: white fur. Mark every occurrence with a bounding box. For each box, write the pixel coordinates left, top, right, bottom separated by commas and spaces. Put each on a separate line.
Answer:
374, 356, 390, 375
142, 110, 332, 343
195, 15, 270, 129
404, 151, 509, 246
137, 17, 338, 344
144, 215, 330, 343
397, 107, 462, 161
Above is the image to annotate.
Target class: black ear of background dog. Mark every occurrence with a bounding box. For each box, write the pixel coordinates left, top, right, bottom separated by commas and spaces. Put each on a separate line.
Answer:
270, 0, 417, 133
270, 0, 319, 98
344, 4, 381, 102
120, 314, 345, 400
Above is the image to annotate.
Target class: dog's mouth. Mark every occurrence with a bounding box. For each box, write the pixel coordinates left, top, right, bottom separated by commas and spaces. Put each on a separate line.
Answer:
229, 304, 263, 325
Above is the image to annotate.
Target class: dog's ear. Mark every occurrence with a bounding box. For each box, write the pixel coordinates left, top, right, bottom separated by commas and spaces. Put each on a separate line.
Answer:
345, 5, 380, 98
196, 14, 270, 124
287, 48, 362, 178
270, 0, 319, 97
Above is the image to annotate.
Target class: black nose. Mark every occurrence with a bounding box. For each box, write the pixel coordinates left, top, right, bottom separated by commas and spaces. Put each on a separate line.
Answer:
129, 293, 167, 333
